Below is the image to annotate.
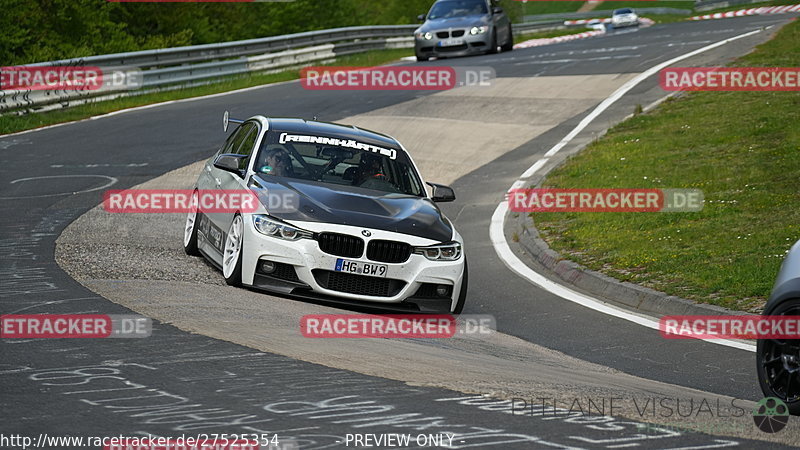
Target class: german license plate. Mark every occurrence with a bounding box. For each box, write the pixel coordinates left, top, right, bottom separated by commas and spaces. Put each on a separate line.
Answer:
334, 259, 387, 278
438, 38, 464, 47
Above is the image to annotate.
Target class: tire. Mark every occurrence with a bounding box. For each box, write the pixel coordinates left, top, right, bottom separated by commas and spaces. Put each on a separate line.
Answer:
756, 298, 800, 415
416, 54, 429, 62
451, 258, 468, 314
223, 214, 244, 287
501, 25, 514, 52
183, 190, 200, 256
487, 29, 498, 54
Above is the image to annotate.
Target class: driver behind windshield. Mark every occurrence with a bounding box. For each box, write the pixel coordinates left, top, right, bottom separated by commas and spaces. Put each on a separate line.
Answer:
429, 0, 486, 19
470, 1, 486, 15
356, 153, 389, 186
258, 148, 294, 177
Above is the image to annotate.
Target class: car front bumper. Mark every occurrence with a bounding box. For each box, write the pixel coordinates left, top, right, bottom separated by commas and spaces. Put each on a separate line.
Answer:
415, 28, 493, 58
240, 218, 466, 312
612, 17, 639, 27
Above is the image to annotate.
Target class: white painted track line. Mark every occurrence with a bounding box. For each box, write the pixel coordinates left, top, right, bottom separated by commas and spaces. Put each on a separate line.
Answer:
491, 28, 766, 353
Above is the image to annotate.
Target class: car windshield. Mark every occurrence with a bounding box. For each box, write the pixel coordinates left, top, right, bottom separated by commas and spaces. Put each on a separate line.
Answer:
614, 8, 633, 14
255, 131, 425, 196
427, 0, 487, 20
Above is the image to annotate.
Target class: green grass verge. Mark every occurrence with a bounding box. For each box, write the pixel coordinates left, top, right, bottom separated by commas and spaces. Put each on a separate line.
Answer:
552, 0, 799, 23
649, 0, 799, 23
520, 1, 695, 17
601, 1, 696, 11
0, 48, 412, 136
694, 0, 800, 14
531, 20, 800, 312
522, 2, 586, 16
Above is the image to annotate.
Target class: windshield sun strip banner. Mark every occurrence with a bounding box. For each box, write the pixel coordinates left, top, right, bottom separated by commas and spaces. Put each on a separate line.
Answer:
278, 133, 397, 160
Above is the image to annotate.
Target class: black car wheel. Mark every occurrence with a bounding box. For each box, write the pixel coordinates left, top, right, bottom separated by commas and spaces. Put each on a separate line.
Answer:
416, 53, 429, 62
757, 298, 800, 415
500, 25, 514, 52
487, 29, 498, 54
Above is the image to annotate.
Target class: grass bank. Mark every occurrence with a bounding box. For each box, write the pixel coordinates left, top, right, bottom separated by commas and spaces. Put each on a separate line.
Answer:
531, 20, 800, 312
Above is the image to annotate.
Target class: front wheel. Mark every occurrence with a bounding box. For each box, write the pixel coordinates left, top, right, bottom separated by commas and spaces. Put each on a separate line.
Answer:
501, 26, 514, 52
416, 52, 429, 62
487, 29, 498, 54
183, 190, 200, 256
756, 298, 800, 415
451, 258, 468, 314
223, 214, 244, 286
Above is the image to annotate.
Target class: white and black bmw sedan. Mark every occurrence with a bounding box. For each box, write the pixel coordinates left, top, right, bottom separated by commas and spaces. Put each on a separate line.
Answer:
183, 112, 468, 314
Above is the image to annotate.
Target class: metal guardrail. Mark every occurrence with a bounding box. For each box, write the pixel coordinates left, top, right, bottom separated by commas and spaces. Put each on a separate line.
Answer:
0, 21, 582, 115
1, 25, 417, 114
26, 25, 419, 70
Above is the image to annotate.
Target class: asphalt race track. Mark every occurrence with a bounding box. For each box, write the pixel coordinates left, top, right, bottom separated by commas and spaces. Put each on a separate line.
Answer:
2, 15, 799, 449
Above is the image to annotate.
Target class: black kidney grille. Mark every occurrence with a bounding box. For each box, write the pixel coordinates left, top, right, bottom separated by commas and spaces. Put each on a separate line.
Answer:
313, 270, 405, 297
451, 30, 465, 37
317, 232, 364, 258
367, 240, 411, 264
436, 31, 450, 39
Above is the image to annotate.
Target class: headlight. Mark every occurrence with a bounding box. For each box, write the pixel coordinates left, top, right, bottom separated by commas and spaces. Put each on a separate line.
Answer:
414, 242, 462, 261
252, 215, 313, 241
416, 32, 433, 40
470, 26, 488, 35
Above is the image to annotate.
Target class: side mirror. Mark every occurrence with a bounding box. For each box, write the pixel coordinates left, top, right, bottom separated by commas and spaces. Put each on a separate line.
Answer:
213, 153, 248, 177
222, 110, 244, 133
492, 6, 503, 14
427, 182, 456, 203
417, 14, 426, 22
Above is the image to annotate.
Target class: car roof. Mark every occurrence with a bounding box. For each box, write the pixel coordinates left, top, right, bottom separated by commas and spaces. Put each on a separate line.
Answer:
264, 117, 402, 150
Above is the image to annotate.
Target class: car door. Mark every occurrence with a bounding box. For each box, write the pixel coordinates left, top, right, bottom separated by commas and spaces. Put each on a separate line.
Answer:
201, 121, 259, 260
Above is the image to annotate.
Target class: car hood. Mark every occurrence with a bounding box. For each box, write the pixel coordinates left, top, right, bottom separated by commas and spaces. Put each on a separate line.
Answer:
253, 176, 454, 242
416, 15, 490, 33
